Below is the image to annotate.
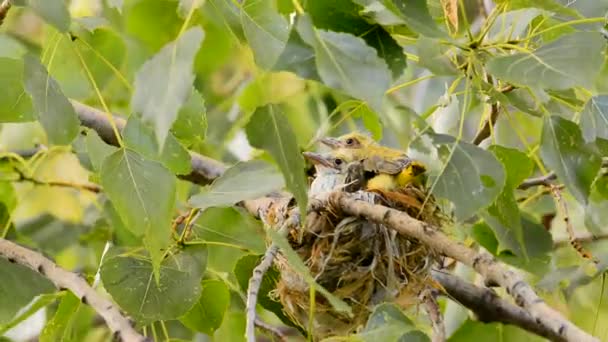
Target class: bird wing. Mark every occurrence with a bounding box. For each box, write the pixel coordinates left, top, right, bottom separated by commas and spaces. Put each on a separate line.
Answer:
362, 155, 411, 174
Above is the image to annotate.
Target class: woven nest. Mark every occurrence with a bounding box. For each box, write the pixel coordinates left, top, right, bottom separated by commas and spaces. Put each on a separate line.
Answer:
270, 184, 449, 339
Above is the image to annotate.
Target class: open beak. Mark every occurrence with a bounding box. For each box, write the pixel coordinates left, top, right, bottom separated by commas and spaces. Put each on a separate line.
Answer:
302, 152, 334, 168
319, 137, 342, 149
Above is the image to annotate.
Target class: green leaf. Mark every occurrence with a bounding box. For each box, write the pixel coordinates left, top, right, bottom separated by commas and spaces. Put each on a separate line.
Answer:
75, 28, 127, 91
131, 27, 204, 149
39, 291, 80, 342
416, 37, 458, 76
189, 160, 285, 211
0, 57, 34, 122
495, 0, 581, 17
180, 279, 230, 334
267, 229, 352, 316
233, 254, 300, 330
580, 95, 608, 143
297, 16, 390, 113
499, 216, 552, 275
540, 115, 601, 204
482, 146, 533, 256
85, 130, 117, 172
245, 105, 307, 217
487, 32, 605, 90
100, 148, 176, 280
171, 88, 207, 147
215, 311, 246, 342
17, 214, 86, 255
13, 0, 71, 32
430, 135, 506, 221
354, 303, 428, 342
124, 0, 183, 52
0, 35, 28, 59
487, 9, 543, 43
192, 207, 266, 272
382, 0, 448, 38
0, 257, 55, 324
22, 55, 79, 145
100, 245, 207, 322
353, 0, 404, 26
240, 0, 289, 69
352, 103, 383, 141
0, 293, 61, 335
449, 319, 545, 342
123, 115, 192, 175
273, 26, 320, 81
304, 0, 406, 80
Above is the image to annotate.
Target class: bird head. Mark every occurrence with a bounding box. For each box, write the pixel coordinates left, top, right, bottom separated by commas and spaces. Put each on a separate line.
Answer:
302, 151, 354, 172
319, 132, 375, 150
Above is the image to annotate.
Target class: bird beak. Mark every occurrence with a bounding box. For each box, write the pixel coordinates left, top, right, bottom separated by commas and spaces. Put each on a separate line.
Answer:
302, 152, 333, 168
319, 137, 342, 149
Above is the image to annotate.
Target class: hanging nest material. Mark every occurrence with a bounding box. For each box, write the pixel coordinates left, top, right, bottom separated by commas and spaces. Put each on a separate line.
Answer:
270, 183, 450, 339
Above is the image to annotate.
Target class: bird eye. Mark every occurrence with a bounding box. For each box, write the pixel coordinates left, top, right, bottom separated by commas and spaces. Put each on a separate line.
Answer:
345, 138, 354, 145
334, 158, 343, 166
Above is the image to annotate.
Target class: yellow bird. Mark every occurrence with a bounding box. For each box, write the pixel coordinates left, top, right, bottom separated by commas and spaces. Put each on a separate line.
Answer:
319, 132, 427, 189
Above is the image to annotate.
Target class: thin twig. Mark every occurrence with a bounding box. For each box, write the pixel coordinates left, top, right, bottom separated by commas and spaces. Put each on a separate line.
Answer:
327, 191, 597, 342
472, 84, 515, 145
12, 166, 101, 193
550, 185, 598, 264
553, 232, 608, 249
0, 238, 147, 342
518, 172, 557, 190
421, 288, 446, 342
246, 215, 297, 342
432, 270, 564, 341
254, 317, 289, 342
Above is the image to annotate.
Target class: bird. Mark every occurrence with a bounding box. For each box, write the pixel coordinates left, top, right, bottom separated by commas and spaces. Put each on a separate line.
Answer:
302, 151, 364, 195
304, 149, 432, 227
319, 132, 427, 189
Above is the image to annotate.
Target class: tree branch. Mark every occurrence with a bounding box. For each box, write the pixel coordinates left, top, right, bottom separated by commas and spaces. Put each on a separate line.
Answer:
0, 239, 147, 342
11, 165, 101, 193
327, 192, 597, 342
472, 84, 514, 145
518, 172, 557, 190
432, 270, 564, 341
70, 100, 226, 185
69, 100, 594, 341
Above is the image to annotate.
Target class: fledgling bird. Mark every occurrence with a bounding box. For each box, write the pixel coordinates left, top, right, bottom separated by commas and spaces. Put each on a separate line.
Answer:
320, 132, 427, 189
302, 151, 364, 195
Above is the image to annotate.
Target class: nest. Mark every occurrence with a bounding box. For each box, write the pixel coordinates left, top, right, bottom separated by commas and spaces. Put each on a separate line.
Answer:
270, 184, 449, 339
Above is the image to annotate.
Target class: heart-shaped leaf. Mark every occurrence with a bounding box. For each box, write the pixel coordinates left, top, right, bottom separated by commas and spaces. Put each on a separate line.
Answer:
131, 27, 204, 149
580, 95, 608, 143
487, 32, 605, 90
540, 115, 601, 204
245, 104, 307, 217
100, 148, 176, 280
241, 0, 289, 69
23, 55, 79, 145
430, 135, 506, 221
101, 245, 207, 322
189, 160, 285, 211
0, 57, 33, 122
